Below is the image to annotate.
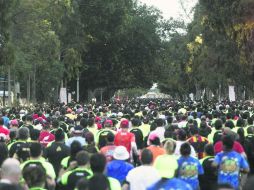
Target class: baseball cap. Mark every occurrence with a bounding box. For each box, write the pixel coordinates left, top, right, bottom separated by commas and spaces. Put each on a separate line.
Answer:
120, 119, 129, 128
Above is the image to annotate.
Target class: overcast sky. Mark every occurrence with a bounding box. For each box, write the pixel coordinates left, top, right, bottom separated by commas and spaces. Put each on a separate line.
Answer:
138, 0, 198, 22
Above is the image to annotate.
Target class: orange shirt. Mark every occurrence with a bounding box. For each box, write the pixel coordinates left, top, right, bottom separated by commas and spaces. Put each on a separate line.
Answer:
146, 145, 166, 162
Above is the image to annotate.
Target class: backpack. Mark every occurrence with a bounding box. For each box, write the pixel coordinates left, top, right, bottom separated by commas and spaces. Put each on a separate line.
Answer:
213, 130, 223, 144
130, 128, 144, 150
244, 135, 254, 158
97, 130, 114, 149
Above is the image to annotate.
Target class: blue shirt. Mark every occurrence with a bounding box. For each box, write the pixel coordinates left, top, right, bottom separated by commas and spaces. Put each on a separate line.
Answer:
106, 160, 133, 184
2, 116, 9, 127
147, 178, 193, 190
214, 150, 249, 190
177, 156, 204, 190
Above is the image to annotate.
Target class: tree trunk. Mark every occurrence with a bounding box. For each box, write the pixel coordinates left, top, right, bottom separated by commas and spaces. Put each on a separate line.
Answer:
8, 65, 11, 107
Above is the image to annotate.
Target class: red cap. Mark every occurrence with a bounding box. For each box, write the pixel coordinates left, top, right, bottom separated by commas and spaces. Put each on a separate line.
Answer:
104, 120, 113, 126
120, 119, 129, 128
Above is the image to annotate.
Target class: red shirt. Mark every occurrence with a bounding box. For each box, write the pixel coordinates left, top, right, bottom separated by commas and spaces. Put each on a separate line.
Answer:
39, 131, 55, 147
214, 140, 244, 154
114, 131, 135, 153
0, 126, 10, 136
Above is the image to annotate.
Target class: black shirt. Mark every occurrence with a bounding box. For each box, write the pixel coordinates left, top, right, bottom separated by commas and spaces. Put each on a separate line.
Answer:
45, 142, 70, 176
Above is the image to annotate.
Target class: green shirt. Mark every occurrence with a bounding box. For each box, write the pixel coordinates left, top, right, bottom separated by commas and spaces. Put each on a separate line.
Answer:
61, 167, 93, 185
108, 177, 121, 190
21, 158, 56, 179
154, 154, 178, 178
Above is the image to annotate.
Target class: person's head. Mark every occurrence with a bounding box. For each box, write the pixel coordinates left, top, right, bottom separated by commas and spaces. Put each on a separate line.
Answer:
80, 118, 88, 128
73, 126, 83, 136
76, 178, 88, 190
30, 143, 42, 158
1, 158, 21, 184
214, 119, 223, 130
84, 132, 94, 144
52, 119, 59, 129
131, 118, 140, 127
225, 120, 235, 129
236, 118, 245, 127
164, 139, 176, 155
149, 133, 160, 146
10, 120, 19, 128
247, 126, 254, 134
120, 119, 129, 130
30, 129, 40, 141
70, 141, 83, 158
55, 128, 65, 142
90, 153, 107, 173
189, 125, 199, 135
180, 142, 191, 157
113, 146, 129, 161
177, 129, 187, 141
76, 151, 90, 167
88, 174, 110, 190
140, 149, 153, 165
204, 143, 214, 156
106, 132, 114, 143
104, 120, 113, 128
17, 127, 29, 140
23, 165, 46, 188
26, 115, 33, 123
247, 117, 253, 126
222, 135, 234, 151
155, 118, 164, 127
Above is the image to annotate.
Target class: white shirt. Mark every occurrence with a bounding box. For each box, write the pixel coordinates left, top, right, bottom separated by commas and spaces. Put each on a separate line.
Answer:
126, 165, 161, 190
174, 141, 196, 158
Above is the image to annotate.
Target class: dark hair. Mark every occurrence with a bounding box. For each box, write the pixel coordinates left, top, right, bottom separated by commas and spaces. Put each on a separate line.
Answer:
26, 115, 33, 122
90, 153, 106, 173
52, 119, 59, 129
155, 119, 164, 127
76, 151, 89, 166
17, 127, 29, 140
80, 118, 88, 128
131, 118, 140, 127
88, 174, 110, 190
214, 119, 223, 130
30, 143, 42, 158
55, 128, 65, 141
247, 126, 254, 134
23, 165, 46, 188
150, 136, 160, 146
247, 117, 253, 126
76, 178, 89, 190
70, 141, 83, 158
177, 129, 187, 141
222, 135, 234, 150
189, 125, 199, 135
204, 144, 214, 156
141, 149, 153, 165
106, 132, 114, 143
225, 120, 235, 129
180, 143, 191, 156
30, 129, 40, 141
236, 118, 245, 127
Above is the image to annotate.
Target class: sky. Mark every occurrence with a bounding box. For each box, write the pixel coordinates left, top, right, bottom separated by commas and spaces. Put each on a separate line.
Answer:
138, 0, 198, 23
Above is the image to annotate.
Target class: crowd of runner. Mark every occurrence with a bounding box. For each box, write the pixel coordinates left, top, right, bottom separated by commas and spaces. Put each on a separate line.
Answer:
0, 99, 254, 190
